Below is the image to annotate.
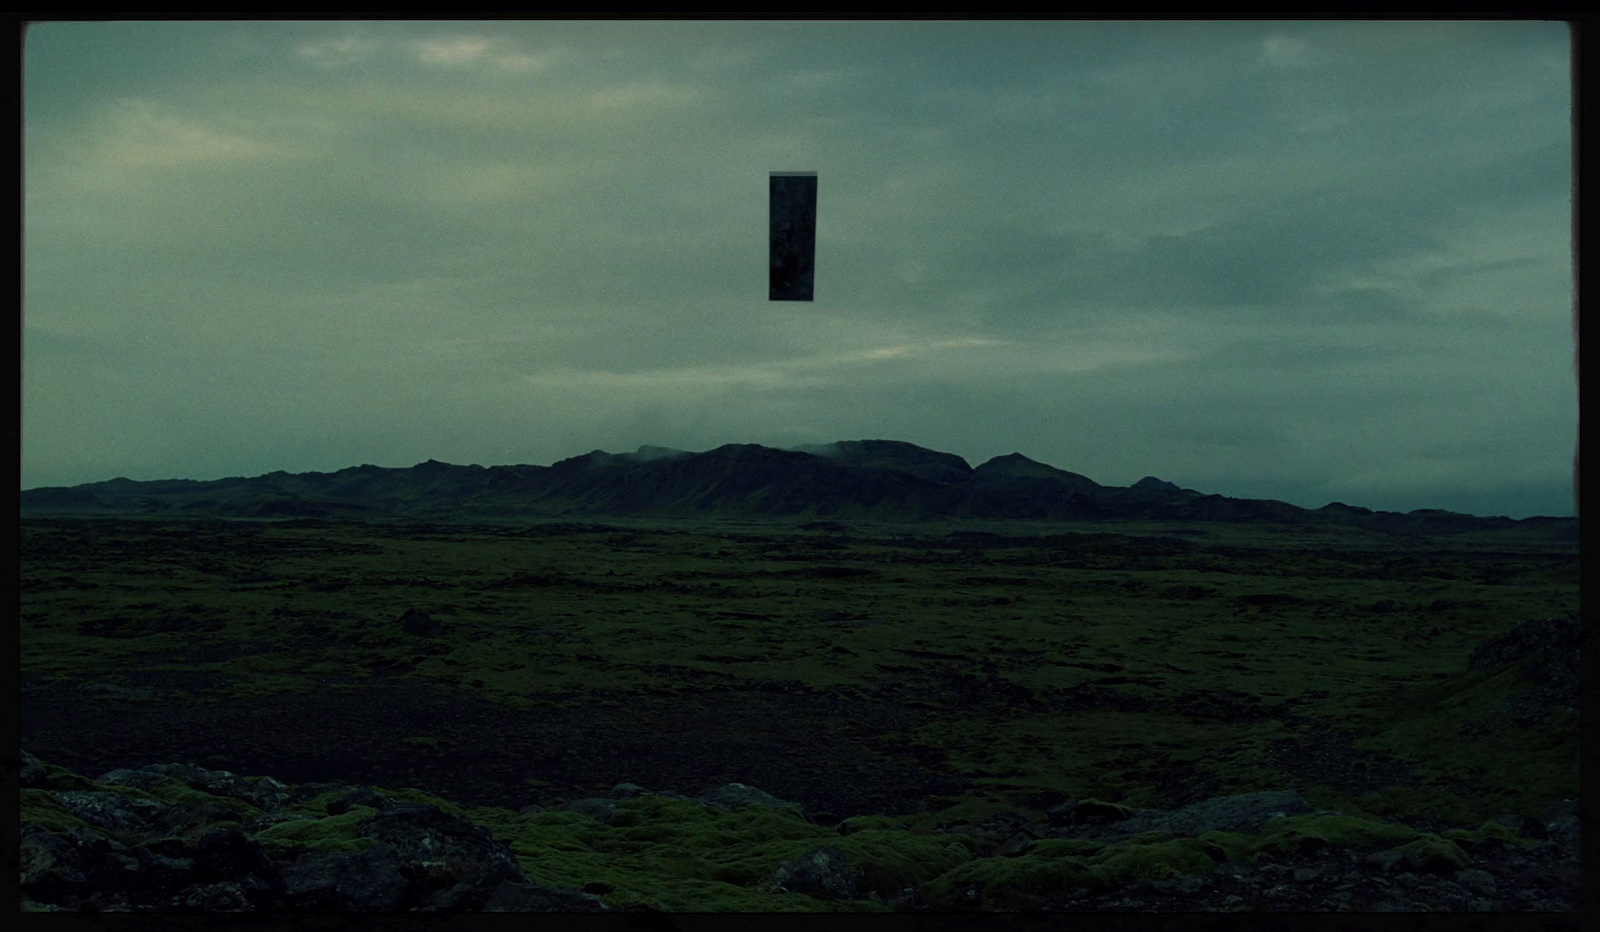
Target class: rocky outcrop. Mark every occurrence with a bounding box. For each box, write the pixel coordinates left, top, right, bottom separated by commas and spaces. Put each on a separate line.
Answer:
18, 751, 1578, 913
19, 752, 607, 912
1466, 613, 1581, 725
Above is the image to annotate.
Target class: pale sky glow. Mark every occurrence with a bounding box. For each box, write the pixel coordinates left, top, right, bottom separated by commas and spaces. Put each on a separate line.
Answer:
22, 21, 1575, 518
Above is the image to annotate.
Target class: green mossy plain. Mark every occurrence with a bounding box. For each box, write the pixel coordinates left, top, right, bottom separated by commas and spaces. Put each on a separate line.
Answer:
21, 514, 1576, 910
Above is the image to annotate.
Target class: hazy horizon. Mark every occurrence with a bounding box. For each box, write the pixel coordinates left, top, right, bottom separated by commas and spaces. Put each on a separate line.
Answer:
23, 21, 1576, 518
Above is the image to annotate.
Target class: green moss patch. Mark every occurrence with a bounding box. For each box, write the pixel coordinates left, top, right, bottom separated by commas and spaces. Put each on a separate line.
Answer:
1250, 813, 1418, 861
21, 789, 90, 833
382, 786, 463, 813
1089, 836, 1224, 885
118, 776, 264, 820
1374, 834, 1474, 873
1029, 838, 1106, 858
254, 806, 380, 853
485, 797, 869, 911
38, 764, 99, 792
1352, 785, 1483, 828
822, 828, 974, 895
837, 814, 906, 835
461, 793, 979, 910
1194, 829, 1257, 864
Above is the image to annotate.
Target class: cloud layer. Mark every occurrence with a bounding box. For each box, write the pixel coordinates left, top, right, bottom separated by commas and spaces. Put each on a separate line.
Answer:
23, 21, 1575, 517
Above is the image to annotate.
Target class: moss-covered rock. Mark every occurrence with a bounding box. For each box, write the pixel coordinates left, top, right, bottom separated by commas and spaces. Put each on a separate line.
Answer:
18, 752, 567, 911
21, 789, 92, 834
1442, 820, 1540, 853
1250, 812, 1418, 861
837, 814, 905, 836
825, 828, 973, 895
1089, 837, 1225, 885
1366, 834, 1474, 874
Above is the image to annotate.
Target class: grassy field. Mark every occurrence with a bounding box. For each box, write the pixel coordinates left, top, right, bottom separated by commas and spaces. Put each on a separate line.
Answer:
21, 514, 1579, 841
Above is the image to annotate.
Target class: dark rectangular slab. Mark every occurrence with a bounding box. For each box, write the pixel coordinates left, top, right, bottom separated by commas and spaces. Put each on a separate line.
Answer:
770, 172, 817, 301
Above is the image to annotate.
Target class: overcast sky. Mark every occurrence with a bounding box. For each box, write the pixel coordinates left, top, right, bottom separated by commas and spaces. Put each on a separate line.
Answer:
23, 21, 1575, 518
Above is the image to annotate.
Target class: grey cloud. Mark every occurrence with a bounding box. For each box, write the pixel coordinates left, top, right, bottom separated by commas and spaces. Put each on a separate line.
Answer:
21, 22, 1575, 518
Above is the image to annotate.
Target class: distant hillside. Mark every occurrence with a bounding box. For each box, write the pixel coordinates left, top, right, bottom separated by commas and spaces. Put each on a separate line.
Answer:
18, 440, 1578, 538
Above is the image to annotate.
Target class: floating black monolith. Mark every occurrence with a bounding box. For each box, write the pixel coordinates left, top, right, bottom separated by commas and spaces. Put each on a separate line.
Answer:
770, 172, 817, 301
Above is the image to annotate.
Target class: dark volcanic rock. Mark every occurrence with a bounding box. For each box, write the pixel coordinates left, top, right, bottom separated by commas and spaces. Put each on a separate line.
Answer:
21, 748, 50, 787
19, 753, 593, 912
697, 782, 808, 820
771, 846, 860, 900
1466, 613, 1582, 725
356, 802, 533, 908
280, 844, 406, 909
102, 761, 292, 813
1467, 613, 1579, 671
1108, 789, 1320, 840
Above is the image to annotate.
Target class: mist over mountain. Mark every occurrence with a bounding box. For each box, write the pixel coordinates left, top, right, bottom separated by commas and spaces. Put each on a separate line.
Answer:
19, 440, 1576, 538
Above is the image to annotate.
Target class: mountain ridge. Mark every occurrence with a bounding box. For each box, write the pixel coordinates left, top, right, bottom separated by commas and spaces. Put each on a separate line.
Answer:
18, 439, 1576, 537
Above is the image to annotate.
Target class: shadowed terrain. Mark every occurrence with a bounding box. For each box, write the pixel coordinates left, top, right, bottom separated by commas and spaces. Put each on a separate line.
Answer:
17, 439, 1583, 912
20, 507, 1581, 910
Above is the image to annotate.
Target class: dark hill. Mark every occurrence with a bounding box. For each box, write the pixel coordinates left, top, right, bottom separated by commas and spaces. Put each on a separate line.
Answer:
1132, 476, 1183, 493
973, 454, 1102, 493
794, 440, 973, 485
18, 440, 1575, 537
975, 453, 1065, 480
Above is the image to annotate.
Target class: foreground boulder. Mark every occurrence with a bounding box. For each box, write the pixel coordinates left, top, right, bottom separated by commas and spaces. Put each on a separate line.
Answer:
770, 846, 859, 900
19, 752, 607, 912
1466, 613, 1581, 725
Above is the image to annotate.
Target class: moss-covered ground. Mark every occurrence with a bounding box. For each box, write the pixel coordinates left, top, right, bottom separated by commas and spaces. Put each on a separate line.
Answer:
22, 756, 1549, 911
21, 514, 1577, 909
